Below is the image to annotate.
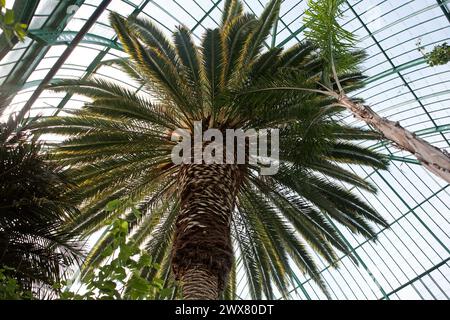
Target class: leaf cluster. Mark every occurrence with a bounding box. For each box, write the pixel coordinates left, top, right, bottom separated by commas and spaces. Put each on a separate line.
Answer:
0, 1, 27, 42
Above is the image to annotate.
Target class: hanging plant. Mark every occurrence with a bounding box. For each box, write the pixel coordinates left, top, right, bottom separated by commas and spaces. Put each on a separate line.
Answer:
417, 39, 450, 67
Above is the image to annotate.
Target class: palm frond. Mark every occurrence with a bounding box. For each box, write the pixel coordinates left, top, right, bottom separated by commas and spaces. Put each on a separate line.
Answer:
0, 118, 82, 295
173, 26, 203, 111
202, 28, 224, 119
222, 0, 244, 27
239, 0, 281, 68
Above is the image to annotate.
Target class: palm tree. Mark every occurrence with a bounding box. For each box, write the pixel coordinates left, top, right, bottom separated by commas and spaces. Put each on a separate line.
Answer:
33, 0, 390, 300
0, 116, 81, 297
301, 0, 450, 183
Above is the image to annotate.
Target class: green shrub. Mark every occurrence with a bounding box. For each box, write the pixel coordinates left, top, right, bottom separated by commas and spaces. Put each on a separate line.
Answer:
59, 201, 174, 300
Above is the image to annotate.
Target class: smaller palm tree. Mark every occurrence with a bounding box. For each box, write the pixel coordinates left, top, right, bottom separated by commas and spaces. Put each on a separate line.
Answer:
0, 116, 81, 297
301, 0, 450, 183
34, 0, 390, 299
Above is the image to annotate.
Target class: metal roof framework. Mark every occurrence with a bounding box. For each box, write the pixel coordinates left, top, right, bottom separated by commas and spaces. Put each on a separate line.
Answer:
0, 0, 449, 300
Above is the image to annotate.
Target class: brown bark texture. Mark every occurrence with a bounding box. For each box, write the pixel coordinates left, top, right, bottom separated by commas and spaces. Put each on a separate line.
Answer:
172, 163, 242, 300
339, 96, 450, 184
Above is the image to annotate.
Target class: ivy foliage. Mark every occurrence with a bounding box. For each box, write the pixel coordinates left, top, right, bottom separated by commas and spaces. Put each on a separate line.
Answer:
426, 42, 450, 67
0, 0, 27, 42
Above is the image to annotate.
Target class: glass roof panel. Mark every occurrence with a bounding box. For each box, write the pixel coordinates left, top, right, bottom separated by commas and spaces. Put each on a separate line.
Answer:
0, 0, 449, 300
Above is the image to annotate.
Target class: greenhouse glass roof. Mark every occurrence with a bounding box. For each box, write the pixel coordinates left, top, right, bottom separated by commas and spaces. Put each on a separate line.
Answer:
0, 0, 449, 300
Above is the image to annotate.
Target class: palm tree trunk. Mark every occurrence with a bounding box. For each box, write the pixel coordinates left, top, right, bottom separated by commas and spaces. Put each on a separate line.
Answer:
172, 164, 242, 300
179, 265, 220, 300
339, 96, 450, 183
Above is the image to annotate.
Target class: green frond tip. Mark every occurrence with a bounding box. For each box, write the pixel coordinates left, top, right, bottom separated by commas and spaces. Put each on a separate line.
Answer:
222, 0, 244, 27
173, 26, 202, 94
239, 0, 282, 67
128, 15, 177, 64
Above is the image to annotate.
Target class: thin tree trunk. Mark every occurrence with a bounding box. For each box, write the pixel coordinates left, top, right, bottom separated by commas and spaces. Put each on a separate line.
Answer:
172, 164, 242, 300
339, 96, 450, 183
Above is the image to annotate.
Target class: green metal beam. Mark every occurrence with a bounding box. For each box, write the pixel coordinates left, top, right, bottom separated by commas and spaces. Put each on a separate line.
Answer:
276, 25, 306, 48
376, 171, 450, 255
389, 156, 420, 165
191, 0, 223, 32
364, 57, 427, 85
0, 0, 86, 114
383, 257, 450, 299
53, 0, 225, 114
346, 1, 450, 148
26, 30, 428, 92
357, 1, 448, 43
437, 0, 450, 23
54, 0, 154, 115
17, 0, 113, 121
286, 183, 449, 299
28, 30, 123, 51
325, 215, 389, 300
